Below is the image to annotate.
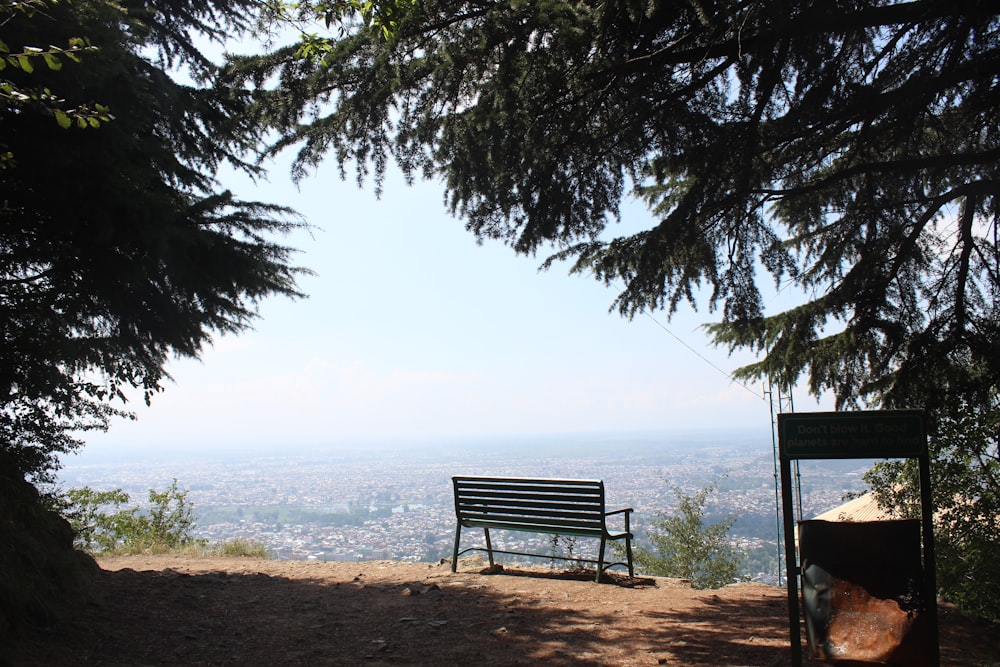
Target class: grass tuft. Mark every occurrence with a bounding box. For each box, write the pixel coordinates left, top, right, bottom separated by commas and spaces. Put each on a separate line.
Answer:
207, 539, 272, 559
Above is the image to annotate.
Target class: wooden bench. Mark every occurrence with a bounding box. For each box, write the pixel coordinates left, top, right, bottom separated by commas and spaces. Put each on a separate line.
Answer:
451, 476, 634, 582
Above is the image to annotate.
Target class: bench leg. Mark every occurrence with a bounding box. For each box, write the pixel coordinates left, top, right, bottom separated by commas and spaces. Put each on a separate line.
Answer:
596, 536, 607, 582
483, 527, 495, 569
452, 523, 462, 572
625, 536, 634, 578
624, 511, 634, 578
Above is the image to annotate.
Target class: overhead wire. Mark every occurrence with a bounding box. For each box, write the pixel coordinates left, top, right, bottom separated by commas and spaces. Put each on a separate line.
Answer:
634, 306, 766, 401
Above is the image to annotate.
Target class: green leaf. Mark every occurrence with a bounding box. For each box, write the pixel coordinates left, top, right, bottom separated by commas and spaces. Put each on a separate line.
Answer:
43, 53, 62, 70
16, 54, 33, 73
53, 109, 72, 129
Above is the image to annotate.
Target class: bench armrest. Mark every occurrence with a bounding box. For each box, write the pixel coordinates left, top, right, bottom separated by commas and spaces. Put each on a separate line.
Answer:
604, 507, 633, 517
604, 507, 633, 533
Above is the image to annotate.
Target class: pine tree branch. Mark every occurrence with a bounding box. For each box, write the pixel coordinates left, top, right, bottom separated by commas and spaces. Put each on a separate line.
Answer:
953, 193, 978, 336
619, 0, 995, 72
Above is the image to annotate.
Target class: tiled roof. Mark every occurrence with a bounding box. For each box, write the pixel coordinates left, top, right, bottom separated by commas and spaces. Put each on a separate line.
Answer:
810, 492, 899, 522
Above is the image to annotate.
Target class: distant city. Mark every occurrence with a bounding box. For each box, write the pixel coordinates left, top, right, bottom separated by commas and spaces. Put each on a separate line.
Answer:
56, 429, 876, 584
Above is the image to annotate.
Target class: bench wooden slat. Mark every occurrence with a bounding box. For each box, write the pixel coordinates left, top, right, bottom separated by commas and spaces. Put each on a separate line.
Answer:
458, 489, 603, 501
458, 480, 603, 490
458, 520, 611, 536
455, 476, 601, 486
457, 482, 601, 491
460, 512, 604, 529
459, 496, 603, 508
458, 508, 604, 519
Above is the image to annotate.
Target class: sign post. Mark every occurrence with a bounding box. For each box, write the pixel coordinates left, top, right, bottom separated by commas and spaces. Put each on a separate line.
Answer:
777, 410, 938, 666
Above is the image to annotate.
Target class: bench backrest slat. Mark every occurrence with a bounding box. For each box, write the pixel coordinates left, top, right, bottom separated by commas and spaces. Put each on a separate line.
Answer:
458, 512, 602, 530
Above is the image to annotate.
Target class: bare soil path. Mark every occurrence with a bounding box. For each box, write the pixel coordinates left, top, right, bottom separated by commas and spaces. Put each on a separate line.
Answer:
8, 555, 999, 666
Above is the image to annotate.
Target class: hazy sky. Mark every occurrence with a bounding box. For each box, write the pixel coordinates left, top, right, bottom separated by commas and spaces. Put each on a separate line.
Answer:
75, 125, 833, 461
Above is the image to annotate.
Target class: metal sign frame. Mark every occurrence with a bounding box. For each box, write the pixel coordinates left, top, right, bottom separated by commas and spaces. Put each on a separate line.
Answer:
777, 409, 939, 667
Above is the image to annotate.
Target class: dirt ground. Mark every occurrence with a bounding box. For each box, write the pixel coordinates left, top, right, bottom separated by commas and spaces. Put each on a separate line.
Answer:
8, 555, 1000, 666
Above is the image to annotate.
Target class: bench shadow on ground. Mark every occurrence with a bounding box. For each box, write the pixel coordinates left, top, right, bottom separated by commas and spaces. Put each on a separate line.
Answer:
476, 562, 658, 587
12, 565, 1000, 667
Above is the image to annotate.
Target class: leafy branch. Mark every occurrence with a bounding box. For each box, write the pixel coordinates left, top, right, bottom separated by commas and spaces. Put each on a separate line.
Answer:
0, 9, 111, 149
259, 0, 415, 61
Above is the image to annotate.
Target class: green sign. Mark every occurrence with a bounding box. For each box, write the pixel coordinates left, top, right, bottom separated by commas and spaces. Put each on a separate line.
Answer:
778, 410, 926, 459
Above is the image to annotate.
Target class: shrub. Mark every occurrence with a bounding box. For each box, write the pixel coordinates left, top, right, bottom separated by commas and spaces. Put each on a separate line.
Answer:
633, 482, 742, 589
63, 479, 202, 554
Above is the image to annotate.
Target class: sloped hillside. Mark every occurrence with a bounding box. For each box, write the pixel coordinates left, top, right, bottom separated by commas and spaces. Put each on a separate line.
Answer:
0, 455, 96, 648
